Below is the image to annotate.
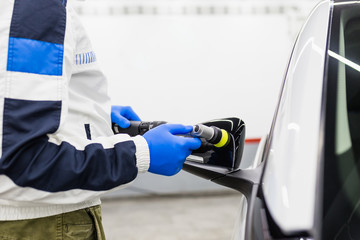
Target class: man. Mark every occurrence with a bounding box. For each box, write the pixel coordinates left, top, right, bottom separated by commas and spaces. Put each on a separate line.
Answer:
0, 0, 201, 239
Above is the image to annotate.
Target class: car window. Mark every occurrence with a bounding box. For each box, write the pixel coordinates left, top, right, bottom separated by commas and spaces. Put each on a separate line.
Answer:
323, 4, 360, 239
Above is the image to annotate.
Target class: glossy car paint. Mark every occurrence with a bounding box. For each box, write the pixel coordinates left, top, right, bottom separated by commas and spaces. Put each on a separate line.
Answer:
232, 136, 267, 240
182, 0, 360, 238
261, 0, 330, 234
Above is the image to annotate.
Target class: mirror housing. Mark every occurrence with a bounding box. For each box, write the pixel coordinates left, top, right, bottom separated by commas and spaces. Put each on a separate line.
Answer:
183, 117, 265, 201
183, 117, 246, 180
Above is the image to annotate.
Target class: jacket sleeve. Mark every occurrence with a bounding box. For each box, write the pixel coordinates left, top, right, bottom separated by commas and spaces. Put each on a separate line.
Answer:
0, 0, 150, 204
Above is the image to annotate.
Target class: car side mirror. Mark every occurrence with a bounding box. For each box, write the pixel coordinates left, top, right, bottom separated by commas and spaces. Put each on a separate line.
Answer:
184, 118, 265, 202
183, 117, 246, 179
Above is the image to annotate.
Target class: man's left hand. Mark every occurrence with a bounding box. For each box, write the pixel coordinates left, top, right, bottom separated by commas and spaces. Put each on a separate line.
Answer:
111, 105, 141, 128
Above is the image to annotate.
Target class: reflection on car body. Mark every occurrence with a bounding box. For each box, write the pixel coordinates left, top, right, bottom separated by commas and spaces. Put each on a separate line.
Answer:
183, 0, 360, 239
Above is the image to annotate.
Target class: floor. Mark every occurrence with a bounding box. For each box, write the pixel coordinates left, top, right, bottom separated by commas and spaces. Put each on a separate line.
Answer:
101, 192, 243, 240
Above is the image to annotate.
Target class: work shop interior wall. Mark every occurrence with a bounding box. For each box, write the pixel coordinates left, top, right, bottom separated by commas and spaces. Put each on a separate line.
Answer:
73, 0, 317, 139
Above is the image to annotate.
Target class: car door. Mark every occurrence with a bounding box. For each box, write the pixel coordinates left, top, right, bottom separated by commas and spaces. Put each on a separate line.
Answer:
261, 1, 360, 239
184, 0, 331, 238
183, 0, 360, 239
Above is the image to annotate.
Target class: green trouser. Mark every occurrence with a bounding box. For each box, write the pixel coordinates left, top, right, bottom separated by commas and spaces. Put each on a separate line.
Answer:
0, 205, 106, 240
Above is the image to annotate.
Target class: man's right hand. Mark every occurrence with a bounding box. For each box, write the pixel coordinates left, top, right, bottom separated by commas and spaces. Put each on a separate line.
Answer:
143, 124, 202, 176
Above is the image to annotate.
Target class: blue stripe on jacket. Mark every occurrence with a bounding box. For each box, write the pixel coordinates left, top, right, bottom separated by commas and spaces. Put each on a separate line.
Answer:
7, 37, 64, 76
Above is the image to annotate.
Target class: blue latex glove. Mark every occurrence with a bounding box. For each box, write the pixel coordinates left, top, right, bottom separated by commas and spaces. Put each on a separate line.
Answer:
143, 124, 202, 176
111, 106, 141, 128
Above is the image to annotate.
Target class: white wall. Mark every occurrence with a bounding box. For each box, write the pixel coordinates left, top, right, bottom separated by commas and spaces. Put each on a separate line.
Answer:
81, 14, 293, 137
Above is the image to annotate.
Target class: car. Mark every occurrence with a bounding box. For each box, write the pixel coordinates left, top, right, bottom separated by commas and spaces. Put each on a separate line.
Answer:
182, 0, 360, 239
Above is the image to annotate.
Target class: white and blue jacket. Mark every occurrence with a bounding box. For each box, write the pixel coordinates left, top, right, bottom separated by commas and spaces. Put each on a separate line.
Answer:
0, 0, 150, 220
